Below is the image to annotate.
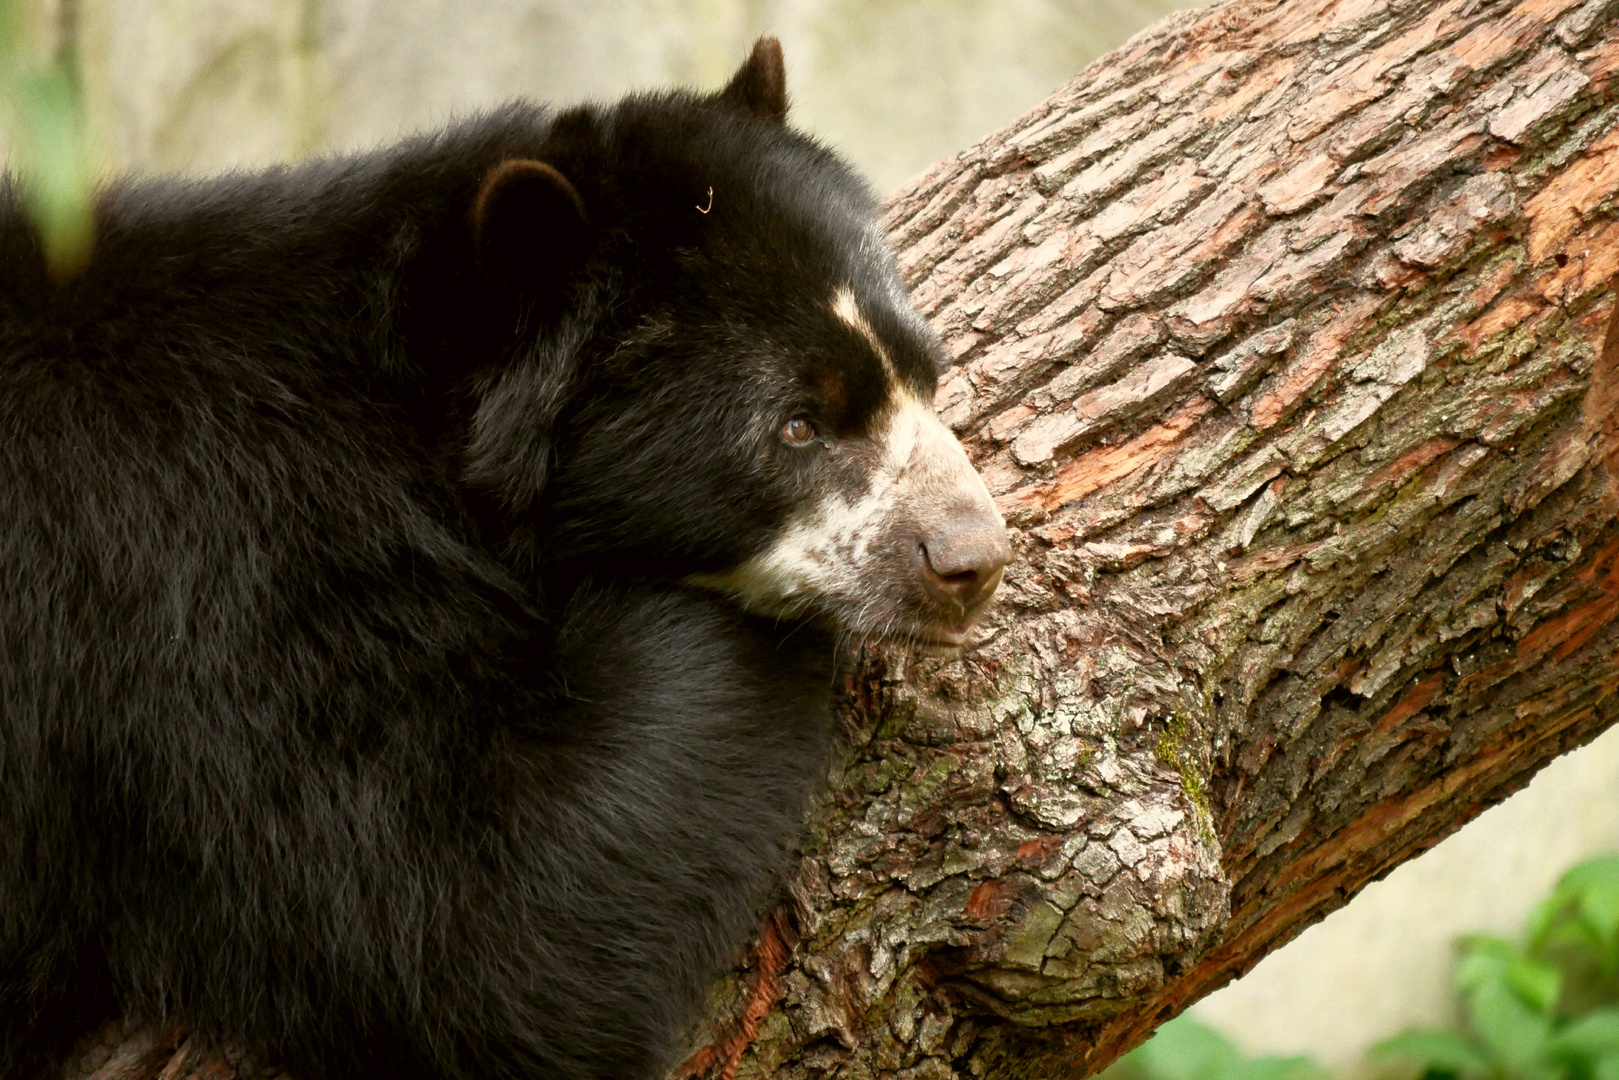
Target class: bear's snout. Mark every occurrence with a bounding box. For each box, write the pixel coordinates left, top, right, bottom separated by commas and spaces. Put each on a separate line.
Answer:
917, 514, 1010, 613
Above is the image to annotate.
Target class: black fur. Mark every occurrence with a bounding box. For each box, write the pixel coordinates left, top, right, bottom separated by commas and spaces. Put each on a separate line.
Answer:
0, 64, 938, 1080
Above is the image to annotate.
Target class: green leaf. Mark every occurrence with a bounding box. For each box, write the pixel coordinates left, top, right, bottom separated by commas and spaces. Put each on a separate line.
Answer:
1533, 859, 1619, 975
1530, 895, 1569, 950
1122, 1016, 1242, 1080
1594, 1054, 1619, 1080
1470, 978, 1555, 1072
1234, 1056, 1325, 1080
1555, 859, 1619, 896
1549, 862, 1619, 935
1508, 956, 1565, 1016
0, 1, 95, 279
1580, 885, 1619, 973
1115, 1016, 1329, 1080
1459, 937, 1522, 994
1539, 919, 1604, 957
1372, 1030, 1494, 1076
11, 64, 94, 276
1548, 1011, 1619, 1061
1577, 880, 1619, 938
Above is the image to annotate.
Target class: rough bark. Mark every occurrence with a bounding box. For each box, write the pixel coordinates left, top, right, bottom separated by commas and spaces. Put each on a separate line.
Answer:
673, 1, 1619, 1078
63, 0, 1619, 1076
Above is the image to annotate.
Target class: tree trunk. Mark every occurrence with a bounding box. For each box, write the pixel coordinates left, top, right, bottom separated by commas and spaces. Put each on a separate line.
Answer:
67, 0, 1619, 1076
673, 1, 1619, 1079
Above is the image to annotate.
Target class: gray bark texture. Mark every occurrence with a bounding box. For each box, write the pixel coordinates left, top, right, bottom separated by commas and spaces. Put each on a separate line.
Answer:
62, 0, 1619, 1076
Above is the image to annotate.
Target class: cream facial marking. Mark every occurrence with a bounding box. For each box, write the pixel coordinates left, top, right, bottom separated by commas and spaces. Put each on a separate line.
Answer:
696, 387, 1005, 640
831, 285, 895, 378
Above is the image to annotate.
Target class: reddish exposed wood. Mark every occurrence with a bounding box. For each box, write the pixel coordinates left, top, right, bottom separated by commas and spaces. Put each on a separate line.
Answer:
1586, 275, 1619, 482
676, 916, 793, 1080
1012, 396, 1216, 512
1376, 674, 1446, 732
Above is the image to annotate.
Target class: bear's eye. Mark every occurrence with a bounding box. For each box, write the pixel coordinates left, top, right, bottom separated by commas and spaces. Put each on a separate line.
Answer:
781, 417, 818, 447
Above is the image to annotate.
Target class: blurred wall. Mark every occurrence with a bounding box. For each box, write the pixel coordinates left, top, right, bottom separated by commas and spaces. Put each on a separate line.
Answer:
65, 0, 1191, 193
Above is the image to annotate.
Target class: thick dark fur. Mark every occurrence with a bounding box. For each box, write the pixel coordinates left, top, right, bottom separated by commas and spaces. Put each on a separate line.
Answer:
0, 54, 940, 1080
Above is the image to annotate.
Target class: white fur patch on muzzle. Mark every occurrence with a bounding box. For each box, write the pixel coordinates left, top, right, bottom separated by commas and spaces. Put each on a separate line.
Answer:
702, 391, 1009, 645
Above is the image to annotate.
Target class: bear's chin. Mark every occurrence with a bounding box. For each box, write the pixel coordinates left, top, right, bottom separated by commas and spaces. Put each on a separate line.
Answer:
906, 614, 999, 655
915, 624, 974, 652
829, 605, 997, 656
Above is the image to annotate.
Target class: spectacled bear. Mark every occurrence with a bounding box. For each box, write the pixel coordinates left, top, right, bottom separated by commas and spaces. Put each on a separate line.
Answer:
0, 38, 1009, 1080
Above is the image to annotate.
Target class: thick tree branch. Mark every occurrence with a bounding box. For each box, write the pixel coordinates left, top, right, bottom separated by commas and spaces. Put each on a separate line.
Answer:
678, 1, 1619, 1078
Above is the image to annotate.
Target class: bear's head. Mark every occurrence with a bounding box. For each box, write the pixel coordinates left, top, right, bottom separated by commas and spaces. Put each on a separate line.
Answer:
461, 39, 1008, 650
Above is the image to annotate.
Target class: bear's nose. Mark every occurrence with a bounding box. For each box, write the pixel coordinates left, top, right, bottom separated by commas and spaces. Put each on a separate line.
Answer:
918, 518, 1011, 611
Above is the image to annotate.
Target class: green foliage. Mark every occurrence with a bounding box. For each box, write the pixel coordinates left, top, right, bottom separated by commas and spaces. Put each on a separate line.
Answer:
0, 0, 93, 276
1376, 1032, 1494, 1077
1531, 857, 1619, 994
1107, 857, 1619, 1080
1374, 857, 1619, 1080
1107, 1014, 1326, 1080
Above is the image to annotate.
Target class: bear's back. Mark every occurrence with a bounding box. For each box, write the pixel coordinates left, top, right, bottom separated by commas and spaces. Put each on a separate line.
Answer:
0, 127, 539, 812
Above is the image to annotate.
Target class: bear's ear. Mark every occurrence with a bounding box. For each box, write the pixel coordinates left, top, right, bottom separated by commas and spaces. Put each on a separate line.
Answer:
718, 36, 788, 124
472, 159, 593, 292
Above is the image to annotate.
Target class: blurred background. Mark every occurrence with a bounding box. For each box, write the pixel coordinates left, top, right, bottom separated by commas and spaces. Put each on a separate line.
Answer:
6, 2, 1619, 1077
7, 0, 1191, 193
